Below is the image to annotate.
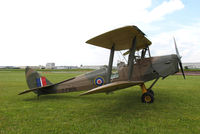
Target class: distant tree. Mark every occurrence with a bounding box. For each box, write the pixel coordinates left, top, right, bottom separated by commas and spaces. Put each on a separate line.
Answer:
184, 66, 189, 69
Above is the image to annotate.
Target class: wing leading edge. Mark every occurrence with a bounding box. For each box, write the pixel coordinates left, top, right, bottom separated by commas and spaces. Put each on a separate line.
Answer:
80, 81, 144, 96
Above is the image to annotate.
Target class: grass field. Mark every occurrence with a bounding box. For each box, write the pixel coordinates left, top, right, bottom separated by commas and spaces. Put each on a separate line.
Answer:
0, 70, 200, 134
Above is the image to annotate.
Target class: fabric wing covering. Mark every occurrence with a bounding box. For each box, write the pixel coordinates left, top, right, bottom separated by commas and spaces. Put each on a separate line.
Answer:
86, 25, 151, 51
80, 81, 144, 96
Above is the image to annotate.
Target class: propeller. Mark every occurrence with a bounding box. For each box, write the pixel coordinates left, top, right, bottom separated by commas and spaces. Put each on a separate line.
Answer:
173, 37, 185, 79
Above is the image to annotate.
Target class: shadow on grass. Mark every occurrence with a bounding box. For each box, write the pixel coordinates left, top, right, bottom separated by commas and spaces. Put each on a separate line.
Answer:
22, 92, 118, 102
87, 89, 175, 117
21, 88, 173, 117
22, 88, 170, 103
22, 94, 79, 101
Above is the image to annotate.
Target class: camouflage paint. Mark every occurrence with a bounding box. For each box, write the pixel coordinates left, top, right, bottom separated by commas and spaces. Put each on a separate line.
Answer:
20, 54, 179, 96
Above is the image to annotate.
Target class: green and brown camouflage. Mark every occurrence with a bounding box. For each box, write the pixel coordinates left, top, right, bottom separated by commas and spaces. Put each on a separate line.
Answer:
19, 25, 184, 103
19, 67, 109, 95
19, 54, 179, 96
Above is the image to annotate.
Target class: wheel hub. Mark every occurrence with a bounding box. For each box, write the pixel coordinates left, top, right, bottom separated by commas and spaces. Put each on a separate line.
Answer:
144, 95, 151, 102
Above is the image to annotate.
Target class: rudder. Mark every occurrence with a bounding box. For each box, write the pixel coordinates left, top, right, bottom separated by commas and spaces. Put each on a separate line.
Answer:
25, 67, 52, 90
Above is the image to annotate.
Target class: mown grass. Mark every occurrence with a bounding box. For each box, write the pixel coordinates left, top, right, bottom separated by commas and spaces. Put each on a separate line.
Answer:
0, 70, 200, 134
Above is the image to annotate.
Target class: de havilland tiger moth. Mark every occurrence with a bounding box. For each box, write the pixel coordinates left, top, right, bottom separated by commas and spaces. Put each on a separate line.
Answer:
19, 25, 185, 103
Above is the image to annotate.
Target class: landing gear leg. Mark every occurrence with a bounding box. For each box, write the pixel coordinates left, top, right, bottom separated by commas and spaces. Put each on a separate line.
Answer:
140, 84, 154, 103
147, 77, 159, 96
148, 89, 154, 96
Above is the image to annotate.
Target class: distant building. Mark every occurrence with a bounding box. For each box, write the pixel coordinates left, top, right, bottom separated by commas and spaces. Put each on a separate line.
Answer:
46, 63, 55, 69
19, 66, 45, 69
80, 65, 117, 70
183, 62, 200, 69
56, 66, 78, 69
80, 65, 105, 70
18, 66, 26, 69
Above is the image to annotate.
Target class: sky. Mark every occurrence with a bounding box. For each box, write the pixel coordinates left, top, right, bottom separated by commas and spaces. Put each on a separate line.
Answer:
0, 0, 200, 66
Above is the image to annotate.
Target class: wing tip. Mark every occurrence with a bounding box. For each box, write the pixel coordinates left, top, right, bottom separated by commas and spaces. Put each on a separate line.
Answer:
79, 92, 89, 96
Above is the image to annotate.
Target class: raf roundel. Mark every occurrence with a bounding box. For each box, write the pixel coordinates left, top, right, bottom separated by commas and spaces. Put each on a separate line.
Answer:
94, 77, 104, 86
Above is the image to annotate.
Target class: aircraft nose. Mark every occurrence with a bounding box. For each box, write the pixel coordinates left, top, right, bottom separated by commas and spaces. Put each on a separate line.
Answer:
171, 54, 179, 62
169, 54, 179, 72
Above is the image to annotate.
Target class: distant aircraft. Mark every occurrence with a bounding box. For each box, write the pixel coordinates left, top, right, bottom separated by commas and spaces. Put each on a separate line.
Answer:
19, 26, 185, 103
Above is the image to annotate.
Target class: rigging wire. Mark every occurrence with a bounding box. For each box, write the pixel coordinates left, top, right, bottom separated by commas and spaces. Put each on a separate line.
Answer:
119, 51, 127, 63
117, 51, 122, 61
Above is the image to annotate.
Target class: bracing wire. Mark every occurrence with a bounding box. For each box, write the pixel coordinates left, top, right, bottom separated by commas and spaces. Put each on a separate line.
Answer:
119, 51, 127, 63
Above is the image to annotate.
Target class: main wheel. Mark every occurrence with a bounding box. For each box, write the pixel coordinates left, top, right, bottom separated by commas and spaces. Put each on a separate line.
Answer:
141, 92, 154, 103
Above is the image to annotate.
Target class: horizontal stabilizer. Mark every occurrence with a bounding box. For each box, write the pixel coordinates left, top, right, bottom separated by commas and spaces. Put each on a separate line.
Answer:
18, 84, 54, 95
19, 77, 76, 95
80, 81, 144, 96
18, 88, 39, 95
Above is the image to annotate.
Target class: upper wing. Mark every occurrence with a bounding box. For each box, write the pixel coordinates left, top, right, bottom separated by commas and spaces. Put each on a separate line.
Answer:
86, 26, 151, 51
80, 81, 144, 96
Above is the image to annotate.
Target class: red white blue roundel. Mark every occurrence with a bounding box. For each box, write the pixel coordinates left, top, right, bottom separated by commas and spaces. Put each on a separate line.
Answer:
94, 77, 104, 86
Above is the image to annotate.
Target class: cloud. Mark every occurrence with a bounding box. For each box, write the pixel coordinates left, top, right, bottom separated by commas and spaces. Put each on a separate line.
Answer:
148, 0, 184, 21
150, 21, 200, 63
146, 0, 184, 22
0, 0, 188, 66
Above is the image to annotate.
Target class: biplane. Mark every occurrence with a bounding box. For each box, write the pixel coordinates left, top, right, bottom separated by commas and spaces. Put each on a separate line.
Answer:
19, 25, 185, 103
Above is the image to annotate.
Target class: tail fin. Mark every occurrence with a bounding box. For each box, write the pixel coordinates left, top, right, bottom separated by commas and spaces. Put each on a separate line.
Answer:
20, 67, 76, 96
25, 67, 52, 90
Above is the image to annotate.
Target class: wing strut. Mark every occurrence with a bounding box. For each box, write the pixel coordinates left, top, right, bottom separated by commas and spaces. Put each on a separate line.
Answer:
128, 37, 136, 80
107, 44, 115, 83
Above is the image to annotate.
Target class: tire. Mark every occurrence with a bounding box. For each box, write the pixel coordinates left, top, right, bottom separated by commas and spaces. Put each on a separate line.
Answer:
141, 92, 154, 103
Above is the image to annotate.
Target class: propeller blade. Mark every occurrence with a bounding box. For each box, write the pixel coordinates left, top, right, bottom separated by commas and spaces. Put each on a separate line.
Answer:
178, 59, 186, 79
173, 37, 181, 59
173, 37, 185, 79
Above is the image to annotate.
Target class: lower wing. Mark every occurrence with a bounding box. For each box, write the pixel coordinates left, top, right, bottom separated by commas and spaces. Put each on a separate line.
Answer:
80, 81, 144, 96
